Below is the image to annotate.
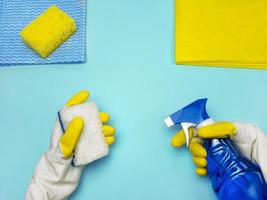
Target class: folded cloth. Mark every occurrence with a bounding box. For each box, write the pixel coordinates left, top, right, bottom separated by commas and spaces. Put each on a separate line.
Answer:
175, 0, 267, 69
0, 0, 86, 66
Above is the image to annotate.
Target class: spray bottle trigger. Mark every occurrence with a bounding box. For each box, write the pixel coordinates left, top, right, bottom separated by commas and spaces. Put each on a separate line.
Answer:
181, 123, 194, 146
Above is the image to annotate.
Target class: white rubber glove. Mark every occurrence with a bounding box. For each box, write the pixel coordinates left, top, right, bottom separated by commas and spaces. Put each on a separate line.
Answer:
232, 122, 267, 182
25, 119, 84, 200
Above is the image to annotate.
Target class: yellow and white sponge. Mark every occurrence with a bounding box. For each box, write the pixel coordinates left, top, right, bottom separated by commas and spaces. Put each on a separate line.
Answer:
59, 101, 110, 166
20, 5, 77, 58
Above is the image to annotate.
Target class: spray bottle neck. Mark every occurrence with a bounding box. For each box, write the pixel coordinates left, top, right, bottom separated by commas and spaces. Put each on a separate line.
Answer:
197, 118, 214, 129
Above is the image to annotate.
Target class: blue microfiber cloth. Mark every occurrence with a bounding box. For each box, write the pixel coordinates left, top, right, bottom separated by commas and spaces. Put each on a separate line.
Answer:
0, 0, 86, 66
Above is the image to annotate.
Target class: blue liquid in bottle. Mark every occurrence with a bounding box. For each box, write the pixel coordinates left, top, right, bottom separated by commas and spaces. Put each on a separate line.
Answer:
204, 139, 267, 200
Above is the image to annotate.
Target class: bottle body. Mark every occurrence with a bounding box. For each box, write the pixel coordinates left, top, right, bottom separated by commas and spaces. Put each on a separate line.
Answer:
204, 139, 267, 200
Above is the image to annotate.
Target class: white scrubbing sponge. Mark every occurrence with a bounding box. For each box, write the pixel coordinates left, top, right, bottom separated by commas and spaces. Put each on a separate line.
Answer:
58, 101, 109, 166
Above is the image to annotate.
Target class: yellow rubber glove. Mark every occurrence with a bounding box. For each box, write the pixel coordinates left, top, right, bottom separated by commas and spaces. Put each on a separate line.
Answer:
171, 122, 237, 176
60, 90, 116, 158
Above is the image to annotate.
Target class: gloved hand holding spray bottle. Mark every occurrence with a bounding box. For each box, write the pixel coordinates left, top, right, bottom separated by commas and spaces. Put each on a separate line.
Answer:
165, 99, 267, 200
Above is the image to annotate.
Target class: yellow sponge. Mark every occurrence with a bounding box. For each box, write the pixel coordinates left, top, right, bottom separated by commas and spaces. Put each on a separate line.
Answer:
20, 5, 77, 58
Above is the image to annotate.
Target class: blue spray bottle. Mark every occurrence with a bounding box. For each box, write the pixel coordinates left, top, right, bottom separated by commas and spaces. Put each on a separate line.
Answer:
165, 99, 267, 200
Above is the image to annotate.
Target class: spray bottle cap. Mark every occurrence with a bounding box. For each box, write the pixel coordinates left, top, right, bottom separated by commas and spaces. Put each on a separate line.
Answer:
165, 98, 210, 146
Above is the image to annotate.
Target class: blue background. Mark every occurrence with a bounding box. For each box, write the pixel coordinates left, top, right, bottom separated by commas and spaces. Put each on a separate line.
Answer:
1, 1, 267, 199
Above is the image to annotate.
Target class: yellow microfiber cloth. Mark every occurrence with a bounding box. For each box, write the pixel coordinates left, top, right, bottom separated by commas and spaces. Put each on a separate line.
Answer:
175, 0, 267, 69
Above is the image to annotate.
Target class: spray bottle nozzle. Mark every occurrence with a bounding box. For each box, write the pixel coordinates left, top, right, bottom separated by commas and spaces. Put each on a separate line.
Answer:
164, 98, 211, 146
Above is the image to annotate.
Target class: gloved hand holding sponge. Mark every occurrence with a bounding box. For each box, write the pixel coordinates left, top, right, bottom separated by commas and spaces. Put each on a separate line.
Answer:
25, 90, 115, 200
